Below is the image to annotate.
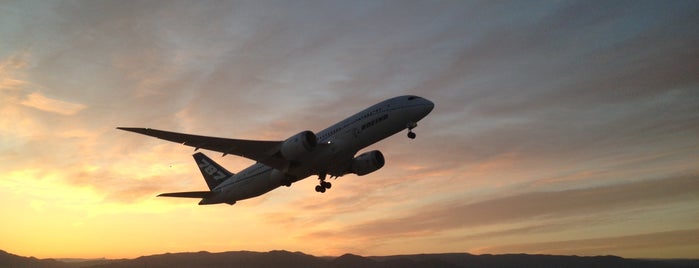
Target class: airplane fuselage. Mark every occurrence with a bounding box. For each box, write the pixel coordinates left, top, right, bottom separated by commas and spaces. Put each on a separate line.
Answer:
200, 96, 434, 205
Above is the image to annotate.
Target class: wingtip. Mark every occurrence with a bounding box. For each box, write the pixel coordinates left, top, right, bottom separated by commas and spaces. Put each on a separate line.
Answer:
117, 127, 150, 132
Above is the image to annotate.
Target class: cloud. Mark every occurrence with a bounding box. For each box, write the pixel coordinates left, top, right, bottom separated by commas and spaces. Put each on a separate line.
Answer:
305, 175, 699, 240
2, 52, 90, 119
0, 52, 30, 91
481, 228, 699, 258
20, 92, 87, 115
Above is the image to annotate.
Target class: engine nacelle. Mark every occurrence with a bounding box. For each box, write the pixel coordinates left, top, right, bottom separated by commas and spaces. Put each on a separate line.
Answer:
280, 130, 317, 160
270, 169, 295, 186
351, 150, 385, 176
269, 169, 286, 185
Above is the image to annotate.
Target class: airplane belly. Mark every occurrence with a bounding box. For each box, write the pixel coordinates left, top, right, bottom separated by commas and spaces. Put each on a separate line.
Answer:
226, 170, 280, 201
357, 114, 407, 146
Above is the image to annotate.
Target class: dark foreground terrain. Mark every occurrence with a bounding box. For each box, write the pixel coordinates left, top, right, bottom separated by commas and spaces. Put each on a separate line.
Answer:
2, 249, 697, 268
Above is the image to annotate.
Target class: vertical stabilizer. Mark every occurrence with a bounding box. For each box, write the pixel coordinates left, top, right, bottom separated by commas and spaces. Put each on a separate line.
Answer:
193, 152, 234, 190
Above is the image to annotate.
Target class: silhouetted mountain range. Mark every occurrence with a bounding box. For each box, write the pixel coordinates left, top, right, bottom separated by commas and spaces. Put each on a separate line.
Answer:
2, 249, 697, 268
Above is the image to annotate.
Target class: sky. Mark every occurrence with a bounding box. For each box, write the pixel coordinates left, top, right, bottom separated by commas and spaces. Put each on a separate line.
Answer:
1, 0, 698, 260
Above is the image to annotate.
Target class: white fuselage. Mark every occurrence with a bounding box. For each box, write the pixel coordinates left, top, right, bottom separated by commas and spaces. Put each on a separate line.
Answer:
200, 96, 434, 205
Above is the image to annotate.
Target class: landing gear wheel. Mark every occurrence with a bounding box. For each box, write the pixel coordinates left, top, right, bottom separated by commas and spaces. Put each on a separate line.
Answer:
315, 173, 330, 193
321, 181, 332, 189
406, 121, 418, 139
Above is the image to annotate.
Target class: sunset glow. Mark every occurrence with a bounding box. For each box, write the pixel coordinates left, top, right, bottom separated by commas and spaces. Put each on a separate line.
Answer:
1, 0, 698, 259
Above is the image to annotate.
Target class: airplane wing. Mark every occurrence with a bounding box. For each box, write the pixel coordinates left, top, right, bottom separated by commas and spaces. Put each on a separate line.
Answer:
117, 127, 289, 170
158, 191, 212, 198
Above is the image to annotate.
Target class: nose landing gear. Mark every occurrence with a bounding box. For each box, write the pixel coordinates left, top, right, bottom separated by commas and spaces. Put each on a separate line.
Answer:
407, 121, 418, 139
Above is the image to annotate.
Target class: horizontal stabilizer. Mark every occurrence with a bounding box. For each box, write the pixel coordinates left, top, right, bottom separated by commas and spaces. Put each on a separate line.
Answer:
158, 191, 211, 198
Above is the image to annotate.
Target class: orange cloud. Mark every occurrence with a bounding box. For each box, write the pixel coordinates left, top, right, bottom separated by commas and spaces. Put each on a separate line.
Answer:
302, 175, 699, 242
20, 92, 87, 115
480, 229, 699, 258
0, 52, 30, 91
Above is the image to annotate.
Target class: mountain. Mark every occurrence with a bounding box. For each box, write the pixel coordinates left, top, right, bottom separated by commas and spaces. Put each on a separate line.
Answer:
89, 250, 323, 268
0, 249, 69, 268
2, 249, 697, 268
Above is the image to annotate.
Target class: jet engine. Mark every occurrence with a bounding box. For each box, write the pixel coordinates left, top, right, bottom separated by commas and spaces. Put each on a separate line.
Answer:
280, 130, 317, 160
351, 150, 385, 176
270, 169, 295, 187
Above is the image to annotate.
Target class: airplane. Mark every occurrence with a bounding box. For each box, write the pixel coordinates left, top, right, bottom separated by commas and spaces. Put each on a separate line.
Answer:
117, 95, 434, 205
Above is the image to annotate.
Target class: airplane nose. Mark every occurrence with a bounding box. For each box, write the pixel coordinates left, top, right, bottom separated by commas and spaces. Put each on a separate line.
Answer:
414, 97, 434, 119
420, 98, 435, 116
424, 98, 435, 113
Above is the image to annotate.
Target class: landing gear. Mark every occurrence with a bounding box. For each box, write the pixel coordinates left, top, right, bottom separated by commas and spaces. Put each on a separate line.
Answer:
315, 173, 332, 193
321, 181, 332, 189
407, 121, 418, 139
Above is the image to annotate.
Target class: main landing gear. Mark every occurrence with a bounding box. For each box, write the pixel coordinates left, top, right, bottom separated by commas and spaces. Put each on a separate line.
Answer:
407, 121, 418, 139
315, 173, 332, 193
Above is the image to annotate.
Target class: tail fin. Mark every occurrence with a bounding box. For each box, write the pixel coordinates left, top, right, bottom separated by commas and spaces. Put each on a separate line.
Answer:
193, 152, 234, 190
